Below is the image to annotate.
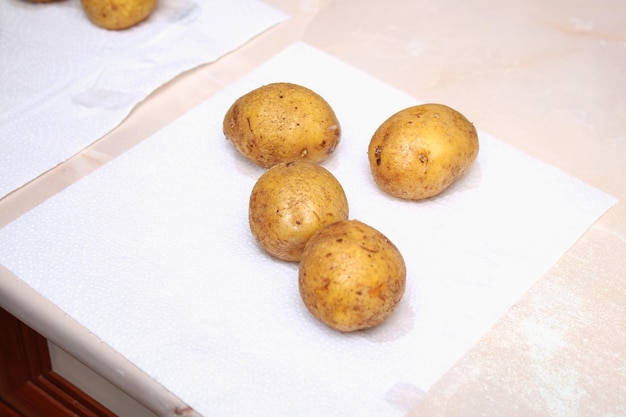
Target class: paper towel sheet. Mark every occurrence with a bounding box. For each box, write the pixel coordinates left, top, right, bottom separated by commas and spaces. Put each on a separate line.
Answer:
0, 0, 287, 199
0, 42, 617, 417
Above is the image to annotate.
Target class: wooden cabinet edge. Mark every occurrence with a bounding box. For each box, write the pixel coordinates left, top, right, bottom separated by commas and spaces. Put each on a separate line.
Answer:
0, 306, 117, 417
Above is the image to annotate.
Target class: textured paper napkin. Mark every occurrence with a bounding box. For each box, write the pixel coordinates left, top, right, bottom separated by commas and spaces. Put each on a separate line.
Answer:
0, 42, 617, 417
0, 0, 286, 198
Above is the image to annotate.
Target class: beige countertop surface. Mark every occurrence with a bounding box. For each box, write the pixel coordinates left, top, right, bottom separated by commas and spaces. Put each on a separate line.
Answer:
1, 0, 624, 416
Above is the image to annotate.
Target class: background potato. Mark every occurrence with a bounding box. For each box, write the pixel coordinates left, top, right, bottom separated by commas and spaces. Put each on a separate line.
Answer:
80, 0, 157, 30
249, 161, 349, 262
299, 219, 406, 332
368, 103, 479, 200
224, 82, 341, 168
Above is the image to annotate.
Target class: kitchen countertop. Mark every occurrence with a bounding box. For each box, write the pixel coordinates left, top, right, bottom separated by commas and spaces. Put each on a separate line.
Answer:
1, 0, 624, 416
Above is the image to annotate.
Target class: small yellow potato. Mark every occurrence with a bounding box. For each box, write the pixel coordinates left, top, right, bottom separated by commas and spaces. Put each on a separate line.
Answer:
299, 219, 406, 332
249, 161, 349, 262
224, 82, 341, 168
80, 0, 157, 30
368, 103, 479, 200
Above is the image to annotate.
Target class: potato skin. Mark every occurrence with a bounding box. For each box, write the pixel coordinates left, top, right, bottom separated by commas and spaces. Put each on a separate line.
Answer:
80, 0, 157, 30
299, 219, 406, 332
249, 161, 349, 262
224, 82, 341, 168
368, 103, 479, 200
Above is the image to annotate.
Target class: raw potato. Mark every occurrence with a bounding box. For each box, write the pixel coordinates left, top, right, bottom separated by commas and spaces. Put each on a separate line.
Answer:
249, 161, 349, 262
299, 219, 406, 332
80, 0, 158, 30
368, 103, 479, 200
224, 82, 341, 168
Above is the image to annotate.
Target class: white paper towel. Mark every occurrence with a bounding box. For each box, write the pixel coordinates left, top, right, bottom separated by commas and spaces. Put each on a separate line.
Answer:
0, 42, 617, 417
0, 0, 287, 198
